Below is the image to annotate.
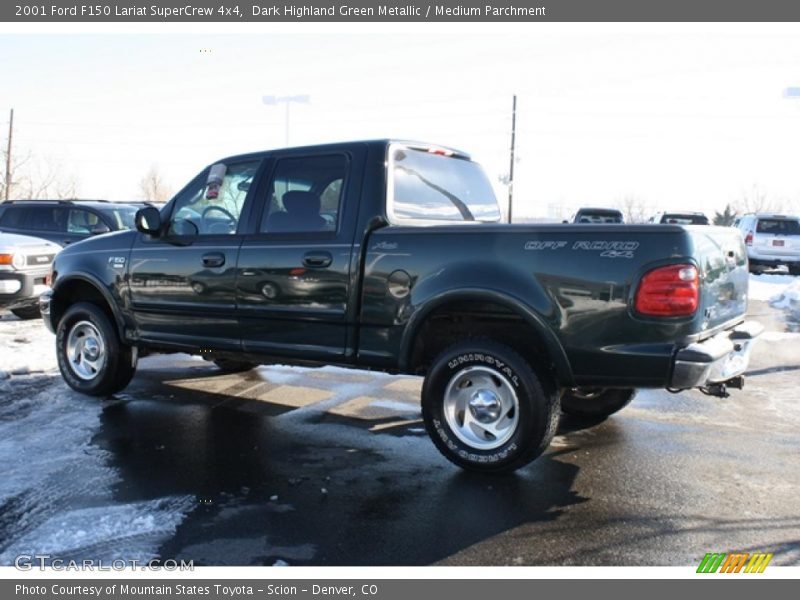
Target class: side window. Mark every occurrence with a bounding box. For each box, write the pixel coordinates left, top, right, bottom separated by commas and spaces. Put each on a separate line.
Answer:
260, 155, 347, 234
67, 209, 100, 234
30, 207, 67, 232
168, 160, 260, 236
0, 207, 27, 228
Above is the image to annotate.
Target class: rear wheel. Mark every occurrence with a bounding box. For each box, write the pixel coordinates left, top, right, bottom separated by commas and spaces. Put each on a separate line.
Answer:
421, 340, 560, 473
10, 305, 41, 320
561, 387, 636, 418
213, 358, 258, 373
56, 302, 136, 396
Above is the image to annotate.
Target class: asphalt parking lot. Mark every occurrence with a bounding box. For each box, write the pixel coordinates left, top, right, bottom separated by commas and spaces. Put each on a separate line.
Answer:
1, 284, 799, 566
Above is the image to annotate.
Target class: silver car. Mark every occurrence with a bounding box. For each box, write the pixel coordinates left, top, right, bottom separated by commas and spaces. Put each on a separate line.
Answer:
0, 232, 60, 319
734, 213, 800, 275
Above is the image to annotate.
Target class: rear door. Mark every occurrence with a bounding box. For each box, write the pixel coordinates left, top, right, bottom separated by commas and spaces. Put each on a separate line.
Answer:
128, 159, 263, 350
235, 149, 365, 360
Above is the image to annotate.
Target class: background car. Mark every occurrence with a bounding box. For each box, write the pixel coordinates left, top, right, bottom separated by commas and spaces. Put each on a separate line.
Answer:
0, 232, 60, 319
734, 213, 800, 274
0, 199, 143, 246
567, 207, 625, 224
649, 211, 710, 225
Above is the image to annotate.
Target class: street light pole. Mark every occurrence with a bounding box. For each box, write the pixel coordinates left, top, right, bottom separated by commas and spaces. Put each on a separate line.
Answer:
508, 94, 517, 224
262, 95, 310, 147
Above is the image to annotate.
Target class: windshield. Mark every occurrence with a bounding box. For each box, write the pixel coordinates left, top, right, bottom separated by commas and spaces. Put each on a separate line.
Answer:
101, 206, 139, 230
389, 147, 501, 222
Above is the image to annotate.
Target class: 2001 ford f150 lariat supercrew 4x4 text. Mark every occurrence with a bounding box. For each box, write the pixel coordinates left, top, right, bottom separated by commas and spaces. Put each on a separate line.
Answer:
40, 140, 762, 472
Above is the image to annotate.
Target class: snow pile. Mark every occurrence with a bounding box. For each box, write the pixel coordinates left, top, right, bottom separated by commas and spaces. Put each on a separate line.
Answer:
0, 315, 57, 385
748, 273, 796, 302
768, 279, 800, 314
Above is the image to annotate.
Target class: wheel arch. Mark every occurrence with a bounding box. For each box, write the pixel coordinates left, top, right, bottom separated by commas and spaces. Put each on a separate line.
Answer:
50, 273, 126, 338
399, 289, 573, 386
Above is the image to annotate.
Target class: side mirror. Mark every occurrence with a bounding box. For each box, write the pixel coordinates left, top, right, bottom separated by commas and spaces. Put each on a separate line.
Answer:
135, 206, 162, 236
90, 222, 111, 235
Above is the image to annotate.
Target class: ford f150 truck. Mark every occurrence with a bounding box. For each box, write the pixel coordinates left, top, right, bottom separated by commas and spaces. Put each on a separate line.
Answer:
40, 140, 761, 473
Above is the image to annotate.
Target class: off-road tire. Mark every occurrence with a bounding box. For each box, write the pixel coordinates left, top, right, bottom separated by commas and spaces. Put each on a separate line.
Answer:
56, 302, 136, 396
213, 358, 258, 373
560, 388, 636, 418
421, 340, 560, 473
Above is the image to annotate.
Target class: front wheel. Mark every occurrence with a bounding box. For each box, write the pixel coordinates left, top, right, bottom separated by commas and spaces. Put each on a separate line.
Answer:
56, 302, 136, 396
421, 340, 560, 473
560, 388, 636, 418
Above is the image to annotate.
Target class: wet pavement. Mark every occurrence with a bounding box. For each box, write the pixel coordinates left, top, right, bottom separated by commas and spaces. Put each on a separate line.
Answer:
1, 296, 799, 566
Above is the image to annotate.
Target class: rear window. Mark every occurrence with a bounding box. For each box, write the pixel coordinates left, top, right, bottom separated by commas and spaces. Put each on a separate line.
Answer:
661, 214, 709, 225
389, 147, 501, 222
576, 212, 623, 223
0, 206, 28, 228
756, 219, 800, 235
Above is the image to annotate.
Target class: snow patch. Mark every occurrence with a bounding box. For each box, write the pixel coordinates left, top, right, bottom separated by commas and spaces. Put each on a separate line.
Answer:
0, 496, 195, 563
748, 273, 796, 302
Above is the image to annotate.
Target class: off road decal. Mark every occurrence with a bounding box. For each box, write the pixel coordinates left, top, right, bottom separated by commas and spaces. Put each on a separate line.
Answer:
447, 353, 520, 387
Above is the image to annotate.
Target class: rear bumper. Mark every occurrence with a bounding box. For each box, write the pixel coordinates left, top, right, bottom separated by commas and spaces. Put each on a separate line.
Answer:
747, 250, 800, 266
670, 320, 763, 388
0, 269, 49, 311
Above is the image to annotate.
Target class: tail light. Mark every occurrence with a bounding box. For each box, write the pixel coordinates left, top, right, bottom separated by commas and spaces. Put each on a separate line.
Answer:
744, 232, 753, 246
635, 264, 699, 317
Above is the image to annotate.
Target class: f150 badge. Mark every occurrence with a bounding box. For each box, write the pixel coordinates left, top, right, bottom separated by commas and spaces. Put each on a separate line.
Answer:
525, 240, 639, 259
108, 256, 126, 269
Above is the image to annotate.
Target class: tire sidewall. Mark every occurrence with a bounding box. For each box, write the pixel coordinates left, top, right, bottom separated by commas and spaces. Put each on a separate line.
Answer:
56, 302, 122, 396
422, 342, 553, 471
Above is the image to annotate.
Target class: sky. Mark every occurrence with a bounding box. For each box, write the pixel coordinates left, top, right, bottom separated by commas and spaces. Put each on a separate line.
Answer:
3, 26, 800, 220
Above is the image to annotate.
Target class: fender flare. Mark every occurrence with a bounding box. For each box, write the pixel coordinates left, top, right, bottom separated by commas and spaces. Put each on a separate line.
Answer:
398, 288, 573, 385
52, 272, 127, 337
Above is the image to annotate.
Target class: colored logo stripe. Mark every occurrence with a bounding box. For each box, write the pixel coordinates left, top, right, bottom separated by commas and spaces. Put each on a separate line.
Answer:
697, 552, 773, 573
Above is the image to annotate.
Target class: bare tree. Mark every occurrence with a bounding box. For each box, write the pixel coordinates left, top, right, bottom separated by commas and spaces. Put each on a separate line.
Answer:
1, 149, 80, 200
139, 165, 173, 203
616, 195, 648, 224
733, 184, 784, 215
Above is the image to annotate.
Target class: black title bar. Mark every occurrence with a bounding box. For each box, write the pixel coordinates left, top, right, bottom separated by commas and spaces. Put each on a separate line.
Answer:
5, 0, 800, 22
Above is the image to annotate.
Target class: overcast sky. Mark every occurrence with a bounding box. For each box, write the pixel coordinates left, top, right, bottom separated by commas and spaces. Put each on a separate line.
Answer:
3, 27, 800, 219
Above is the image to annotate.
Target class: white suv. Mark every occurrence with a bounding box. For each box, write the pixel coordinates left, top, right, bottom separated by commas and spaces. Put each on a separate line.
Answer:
734, 213, 800, 275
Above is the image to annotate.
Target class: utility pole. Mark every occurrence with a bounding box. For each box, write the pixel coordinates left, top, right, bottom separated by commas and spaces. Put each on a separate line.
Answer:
507, 95, 516, 223
4, 108, 12, 202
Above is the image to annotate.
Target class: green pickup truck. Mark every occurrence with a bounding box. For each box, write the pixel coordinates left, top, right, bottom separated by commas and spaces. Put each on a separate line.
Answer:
40, 140, 761, 472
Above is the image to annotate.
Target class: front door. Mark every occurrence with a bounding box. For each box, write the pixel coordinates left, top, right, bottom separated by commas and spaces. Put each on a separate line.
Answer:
128, 159, 262, 351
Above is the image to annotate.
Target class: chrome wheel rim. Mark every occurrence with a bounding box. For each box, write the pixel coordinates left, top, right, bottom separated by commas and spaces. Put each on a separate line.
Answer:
443, 365, 519, 450
66, 320, 106, 381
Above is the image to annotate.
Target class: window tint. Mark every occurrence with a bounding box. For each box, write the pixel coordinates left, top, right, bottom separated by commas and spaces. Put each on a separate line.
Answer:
169, 160, 260, 236
661, 214, 709, 225
0, 206, 28, 228
390, 148, 500, 222
260, 155, 346, 233
67, 209, 100, 234
29, 207, 67, 232
756, 219, 800, 235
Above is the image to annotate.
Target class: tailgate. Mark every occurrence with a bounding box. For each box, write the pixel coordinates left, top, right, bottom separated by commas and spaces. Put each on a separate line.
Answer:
690, 227, 749, 334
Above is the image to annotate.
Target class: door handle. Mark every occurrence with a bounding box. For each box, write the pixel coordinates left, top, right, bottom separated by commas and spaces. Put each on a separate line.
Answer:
202, 252, 226, 268
302, 251, 333, 268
